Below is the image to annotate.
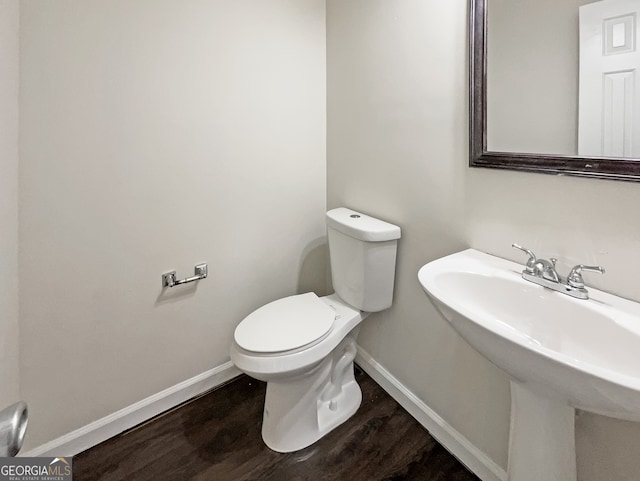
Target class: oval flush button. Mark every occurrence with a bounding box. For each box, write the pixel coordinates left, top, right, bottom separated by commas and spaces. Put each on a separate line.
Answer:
350, 214, 360, 218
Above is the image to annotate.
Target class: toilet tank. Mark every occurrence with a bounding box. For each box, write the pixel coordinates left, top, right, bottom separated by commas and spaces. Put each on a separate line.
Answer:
326, 208, 401, 312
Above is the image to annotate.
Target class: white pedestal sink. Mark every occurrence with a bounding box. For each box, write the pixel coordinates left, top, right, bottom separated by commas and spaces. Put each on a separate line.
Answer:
418, 249, 640, 481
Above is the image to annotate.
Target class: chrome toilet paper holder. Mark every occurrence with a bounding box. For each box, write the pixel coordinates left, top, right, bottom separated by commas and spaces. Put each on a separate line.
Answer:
162, 263, 208, 288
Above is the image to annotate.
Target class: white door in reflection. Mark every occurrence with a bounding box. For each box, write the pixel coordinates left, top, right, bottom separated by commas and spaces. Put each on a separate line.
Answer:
579, 0, 640, 157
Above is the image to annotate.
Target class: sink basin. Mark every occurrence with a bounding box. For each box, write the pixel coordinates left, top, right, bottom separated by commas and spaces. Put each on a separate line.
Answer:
418, 249, 640, 481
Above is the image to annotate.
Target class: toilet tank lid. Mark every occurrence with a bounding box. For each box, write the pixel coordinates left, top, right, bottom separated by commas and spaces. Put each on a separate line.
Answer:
326, 208, 401, 242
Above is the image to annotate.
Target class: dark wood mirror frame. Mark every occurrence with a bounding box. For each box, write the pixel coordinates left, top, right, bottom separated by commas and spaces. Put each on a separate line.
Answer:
470, 0, 640, 182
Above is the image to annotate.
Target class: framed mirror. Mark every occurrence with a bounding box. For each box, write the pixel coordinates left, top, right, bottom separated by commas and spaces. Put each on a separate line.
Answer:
470, 0, 640, 181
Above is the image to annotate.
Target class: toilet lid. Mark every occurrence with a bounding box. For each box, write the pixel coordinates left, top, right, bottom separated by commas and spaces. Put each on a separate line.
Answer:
234, 293, 336, 353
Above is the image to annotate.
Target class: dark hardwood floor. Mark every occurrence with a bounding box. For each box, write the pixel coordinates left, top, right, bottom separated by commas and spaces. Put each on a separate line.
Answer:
73, 368, 480, 481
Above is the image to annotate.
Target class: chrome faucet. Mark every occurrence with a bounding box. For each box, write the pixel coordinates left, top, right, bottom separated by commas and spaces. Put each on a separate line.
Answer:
512, 244, 605, 300
535, 257, 560, 283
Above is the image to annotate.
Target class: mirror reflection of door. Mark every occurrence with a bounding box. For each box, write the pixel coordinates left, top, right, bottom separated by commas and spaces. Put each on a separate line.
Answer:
579, 0, 640, 157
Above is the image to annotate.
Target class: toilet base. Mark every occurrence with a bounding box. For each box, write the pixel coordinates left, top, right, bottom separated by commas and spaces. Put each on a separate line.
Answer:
261, 328, 361, 452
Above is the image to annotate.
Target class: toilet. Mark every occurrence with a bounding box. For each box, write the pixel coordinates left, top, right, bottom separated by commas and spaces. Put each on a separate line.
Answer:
230, 207, 401, 452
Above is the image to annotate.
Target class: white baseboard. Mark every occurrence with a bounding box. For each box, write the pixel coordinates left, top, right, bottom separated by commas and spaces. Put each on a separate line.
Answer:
21, 362, 241, 458
355, 346, 507, 481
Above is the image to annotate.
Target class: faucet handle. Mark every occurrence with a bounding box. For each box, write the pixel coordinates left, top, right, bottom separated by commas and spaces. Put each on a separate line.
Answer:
512, 244, 537, 274
567, 264, 605, 289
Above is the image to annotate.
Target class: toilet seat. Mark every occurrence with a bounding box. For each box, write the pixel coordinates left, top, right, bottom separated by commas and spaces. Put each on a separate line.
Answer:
234, 293, 336, 354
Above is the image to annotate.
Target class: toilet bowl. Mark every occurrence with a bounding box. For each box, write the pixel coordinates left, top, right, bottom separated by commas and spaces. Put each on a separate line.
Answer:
231, 293, 368, 452
230, 208, 400, 452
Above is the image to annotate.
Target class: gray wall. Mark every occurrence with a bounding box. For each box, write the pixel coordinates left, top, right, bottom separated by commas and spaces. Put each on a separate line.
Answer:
487, 0, 600, 155
19, 0, 327, 450
0, 0, 20, 410
327, 1, 640, 480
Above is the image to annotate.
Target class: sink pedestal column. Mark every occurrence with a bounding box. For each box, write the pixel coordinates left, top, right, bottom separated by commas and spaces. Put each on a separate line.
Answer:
508, 381, 576, 481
